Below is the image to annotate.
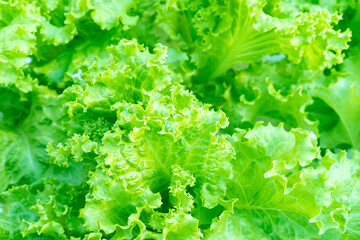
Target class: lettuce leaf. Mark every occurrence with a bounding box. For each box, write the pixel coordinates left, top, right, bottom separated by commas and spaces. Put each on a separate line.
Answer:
1, 0, 360, 239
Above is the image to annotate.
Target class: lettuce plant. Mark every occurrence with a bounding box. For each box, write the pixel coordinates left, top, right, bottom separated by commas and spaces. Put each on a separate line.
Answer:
1, 0, 360, 239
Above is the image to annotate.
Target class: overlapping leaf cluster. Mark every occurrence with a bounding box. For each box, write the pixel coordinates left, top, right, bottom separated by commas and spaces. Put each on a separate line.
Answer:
1, 0, 360, 239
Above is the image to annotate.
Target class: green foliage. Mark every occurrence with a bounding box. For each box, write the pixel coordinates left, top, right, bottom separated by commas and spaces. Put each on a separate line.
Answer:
1, 0, 360, 239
